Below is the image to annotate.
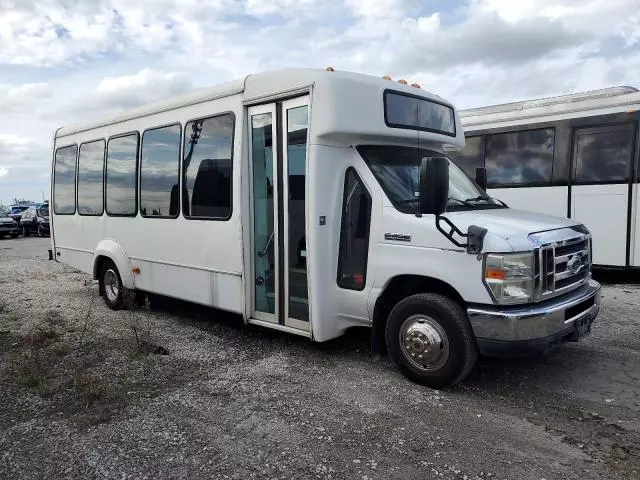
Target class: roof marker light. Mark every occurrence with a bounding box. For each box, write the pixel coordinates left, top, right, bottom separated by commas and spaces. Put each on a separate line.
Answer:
326, 66, 334, 72
383, 75, 392, 80
411, 83, 421, 89
398, 79, 408, 84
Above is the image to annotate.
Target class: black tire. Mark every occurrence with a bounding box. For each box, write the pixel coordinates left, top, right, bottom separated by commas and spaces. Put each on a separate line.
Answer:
22, 227, 28, 237
37, 225, 42, 237
385, 293, 478, 389
10, 233, 18, 239
0, 234, 5, 239
99, 260, 134, 310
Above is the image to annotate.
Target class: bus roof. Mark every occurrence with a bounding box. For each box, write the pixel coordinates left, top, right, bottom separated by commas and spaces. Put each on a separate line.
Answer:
55, 68, 457, 141
461, 86, 640, 130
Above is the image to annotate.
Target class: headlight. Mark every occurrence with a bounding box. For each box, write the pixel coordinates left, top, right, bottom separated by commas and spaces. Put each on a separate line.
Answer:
484, 253, 535, 304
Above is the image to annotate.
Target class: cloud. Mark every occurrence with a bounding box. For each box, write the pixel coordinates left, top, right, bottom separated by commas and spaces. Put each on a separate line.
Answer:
1, 0, 639, 204
92, 69, 193, 112
0, 82, 53, 113
0, 167, 8, 178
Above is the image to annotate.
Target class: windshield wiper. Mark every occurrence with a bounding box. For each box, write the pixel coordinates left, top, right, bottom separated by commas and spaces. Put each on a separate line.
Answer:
447, 198, 475, 208
464, 195, 490, 203
465, 195, 508, 207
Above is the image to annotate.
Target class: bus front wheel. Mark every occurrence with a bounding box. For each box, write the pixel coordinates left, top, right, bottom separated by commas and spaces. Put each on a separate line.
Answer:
100, 260, 133, 310
385, 293, 478, 389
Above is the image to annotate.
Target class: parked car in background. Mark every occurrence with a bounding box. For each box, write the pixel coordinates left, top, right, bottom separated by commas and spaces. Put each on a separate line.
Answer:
20, 204, 50, 237
8, 204, 29, 225
0, 209, 19, 238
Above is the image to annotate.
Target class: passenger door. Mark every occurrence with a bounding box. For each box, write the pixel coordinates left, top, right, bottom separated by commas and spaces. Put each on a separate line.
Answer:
247, 97, 310, 332
569, 124, 635, 266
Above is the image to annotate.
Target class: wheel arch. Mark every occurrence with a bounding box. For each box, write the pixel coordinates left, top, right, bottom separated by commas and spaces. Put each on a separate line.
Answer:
93, 239, 135, 289
370, 274, 466, 356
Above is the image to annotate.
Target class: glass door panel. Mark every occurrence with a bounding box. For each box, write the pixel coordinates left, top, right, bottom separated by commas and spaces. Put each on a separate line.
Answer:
283, 99, 310, 328
250, 107, 278, 322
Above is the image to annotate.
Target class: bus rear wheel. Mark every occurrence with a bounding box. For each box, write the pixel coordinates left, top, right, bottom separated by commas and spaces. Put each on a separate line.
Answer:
385, 293, 478, 389
100, 260, 133, 310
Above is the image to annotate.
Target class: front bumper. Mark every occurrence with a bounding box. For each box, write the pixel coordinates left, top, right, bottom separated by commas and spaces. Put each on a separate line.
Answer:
0, 224, 19, 235
468, 280, 601, 357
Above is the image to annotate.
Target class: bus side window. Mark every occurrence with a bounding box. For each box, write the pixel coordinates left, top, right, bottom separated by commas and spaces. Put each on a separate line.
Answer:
337, 168, 372, 290
53, 144, 78, 215
183, 113, 234, 220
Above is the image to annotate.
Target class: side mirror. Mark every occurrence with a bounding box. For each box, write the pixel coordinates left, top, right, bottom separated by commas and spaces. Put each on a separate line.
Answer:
475, 167, 487, 191
420, 156, 449, 215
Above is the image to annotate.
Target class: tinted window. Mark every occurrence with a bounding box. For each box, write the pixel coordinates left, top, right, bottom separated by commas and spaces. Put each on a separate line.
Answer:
38, 206, 49, 217
183, 114, 234, 219
77, 140, 105, 215
573, 124, 634, 183
485, 129, 555, 187
451, 136, 484, 178
337, 169, 372, 290
140, 125, 181, 217
106, 134, 138, 216
384, 91, 455, 135
54, 145, 77, 214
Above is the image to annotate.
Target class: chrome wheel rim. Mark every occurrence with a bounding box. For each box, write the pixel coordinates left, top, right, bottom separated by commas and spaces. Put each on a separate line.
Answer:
399, 314, 450, 371
104, 269, 120, 303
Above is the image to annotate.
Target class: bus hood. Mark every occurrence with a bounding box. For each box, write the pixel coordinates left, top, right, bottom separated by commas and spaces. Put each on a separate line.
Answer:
443, 208, 583, 252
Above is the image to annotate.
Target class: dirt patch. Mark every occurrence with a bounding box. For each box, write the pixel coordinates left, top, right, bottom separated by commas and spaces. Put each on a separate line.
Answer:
1, 307, 202, 428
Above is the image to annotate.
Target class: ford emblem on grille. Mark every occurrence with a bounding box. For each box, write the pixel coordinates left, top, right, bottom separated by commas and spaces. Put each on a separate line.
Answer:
567, 255, 583, 275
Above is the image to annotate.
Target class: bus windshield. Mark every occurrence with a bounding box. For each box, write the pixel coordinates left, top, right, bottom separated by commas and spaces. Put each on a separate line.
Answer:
358, 145, 504, 213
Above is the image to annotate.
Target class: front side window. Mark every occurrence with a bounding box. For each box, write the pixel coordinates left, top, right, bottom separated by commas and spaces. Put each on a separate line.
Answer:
337, 168, 372, 290
183, 113, 234, 219
54, 145, 77, 215
358, 145, 502, 214
106, 133, 138, 216
77, 140, 105, 215
485, 128, 555, 187
140, 124, 181, 217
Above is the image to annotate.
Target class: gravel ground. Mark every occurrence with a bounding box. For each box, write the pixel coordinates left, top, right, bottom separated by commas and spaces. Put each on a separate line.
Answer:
1, 237, 639, 480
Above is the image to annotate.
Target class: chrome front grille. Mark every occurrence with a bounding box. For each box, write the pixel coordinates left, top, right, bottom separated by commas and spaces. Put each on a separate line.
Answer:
535, 232, 591, 300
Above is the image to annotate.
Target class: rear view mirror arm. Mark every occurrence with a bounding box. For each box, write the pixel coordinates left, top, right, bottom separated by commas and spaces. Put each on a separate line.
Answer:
435, 215, 487, 254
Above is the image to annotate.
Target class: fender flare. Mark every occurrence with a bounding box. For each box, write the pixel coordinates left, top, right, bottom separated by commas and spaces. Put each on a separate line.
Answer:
93, 239, 135, 289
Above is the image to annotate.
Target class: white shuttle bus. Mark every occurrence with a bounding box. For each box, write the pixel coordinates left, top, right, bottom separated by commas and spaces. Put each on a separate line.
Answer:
455, 86, 640, 269
50, 68, 600, 387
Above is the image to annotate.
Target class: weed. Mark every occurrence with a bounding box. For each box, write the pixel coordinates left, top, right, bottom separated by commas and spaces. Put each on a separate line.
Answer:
44, 310, 66, 327
25, 325, 62, 348
20, 372, 42, 388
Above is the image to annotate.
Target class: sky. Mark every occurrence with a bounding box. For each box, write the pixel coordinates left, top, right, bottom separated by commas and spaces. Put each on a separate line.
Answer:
1, 0, 639, 205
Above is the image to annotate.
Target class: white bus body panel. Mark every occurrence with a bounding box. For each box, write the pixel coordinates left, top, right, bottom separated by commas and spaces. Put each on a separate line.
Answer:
571, 184, 628, 267
632, 184, 640, 267
487, 186, 568, 219
53, 94, 245, 314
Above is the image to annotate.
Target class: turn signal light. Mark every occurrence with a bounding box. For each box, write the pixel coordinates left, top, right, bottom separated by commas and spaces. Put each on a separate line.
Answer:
485, 269, 506, 280
132, 267, 141, 274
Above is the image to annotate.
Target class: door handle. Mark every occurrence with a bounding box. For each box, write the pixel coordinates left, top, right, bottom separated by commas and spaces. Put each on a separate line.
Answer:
257, 231, 274, 257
